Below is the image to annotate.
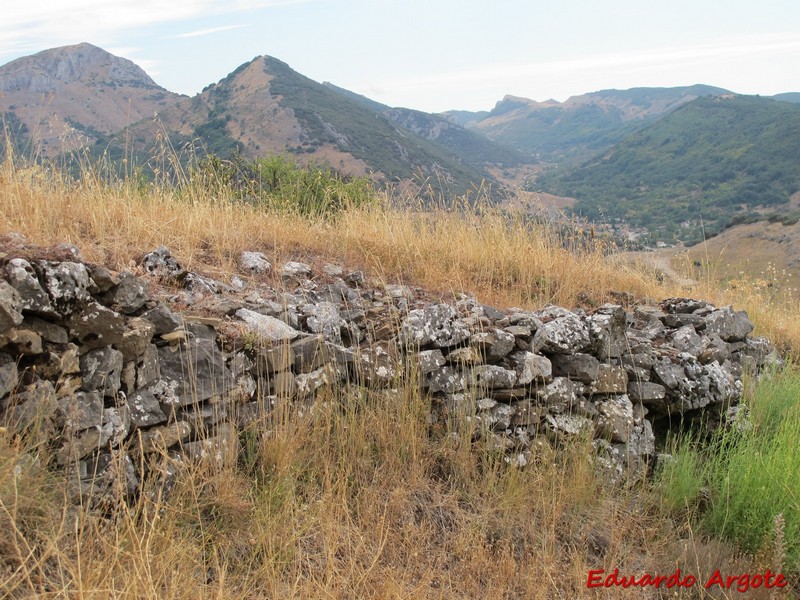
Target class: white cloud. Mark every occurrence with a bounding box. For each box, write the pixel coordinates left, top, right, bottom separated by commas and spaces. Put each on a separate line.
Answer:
378, 34, 800, 92
0, 0, 307, 56
171, 24, 246, 38
362, 33, 800, 111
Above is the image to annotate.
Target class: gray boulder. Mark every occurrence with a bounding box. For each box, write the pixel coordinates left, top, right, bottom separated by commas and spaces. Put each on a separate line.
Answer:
238, 251, 272, 275
400, 304, 469, 348
0, 281, 24, 333
236, 308, 300, 343
80, 347, 123, 398
532, 307, 590, 354
4, 259, 54, 315
704, 306, 754, 342
155, 337, 234, 406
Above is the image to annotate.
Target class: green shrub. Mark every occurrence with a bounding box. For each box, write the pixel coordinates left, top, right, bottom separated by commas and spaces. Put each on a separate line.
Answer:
190, 152, 377, 217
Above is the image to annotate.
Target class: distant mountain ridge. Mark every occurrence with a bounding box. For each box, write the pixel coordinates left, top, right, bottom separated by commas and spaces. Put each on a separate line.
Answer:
2, 43, 800, 218
442, 85, 731, 163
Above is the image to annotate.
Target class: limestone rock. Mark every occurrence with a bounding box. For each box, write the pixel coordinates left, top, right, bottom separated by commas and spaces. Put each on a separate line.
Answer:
103, 272, 149, 314
236, 308, 300, 343
672, 325, 704, 356
551, 353, 599, 384
4, 259, 54, 315
539, 377, 580, 408
651, 359, 684, 390
595, 395, 634, 443
291, 335, 327, 373
590, 365, 628, 395
305, 301, 343, 343
424, 366, 467, 394
588, 304, 627, 359
66, 301, 126, 349
181, 423, 239, 465
127, 389, 167, 428
0, 352, 18, 400
2, 380, 58, 433
22, 316, 68, 343
0, 281, 24, 333
102, 406, 131, 448
155, 337, 234, 406
470, 365, 517, 390
80, 347, 123, 397
56, 391, 104, 433
627, 381, 666, 404
357, 344, 399, 386
238, 251, 272, 275
544, 414, 594, 439
704, 306, 754, 342
412, 349, 446, 374
470, 329, 516, 361
507, 351, 552, 385
41, 261, 92, 313
400, 304, 469, 348
141, 305, 183, 335
138, 421, 191, 453
281, 261, 312, 282
140, 246, 184, 280
532, 307, 590, 354
135, 344, 160, 388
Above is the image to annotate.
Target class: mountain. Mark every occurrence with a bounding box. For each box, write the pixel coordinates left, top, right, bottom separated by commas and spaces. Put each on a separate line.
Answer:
442, 85, 729, 163
0, 43, 183, 156
97, 55, 524, 195
535, 95, 800, 244
772, 92, 800, 104
322, 82, 532, 171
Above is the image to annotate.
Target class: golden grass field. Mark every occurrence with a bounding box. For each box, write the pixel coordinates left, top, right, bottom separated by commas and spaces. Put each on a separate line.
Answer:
0, 156, 797, 598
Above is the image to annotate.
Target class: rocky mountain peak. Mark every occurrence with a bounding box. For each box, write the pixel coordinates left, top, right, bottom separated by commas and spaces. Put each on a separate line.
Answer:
0, 42, 161, 94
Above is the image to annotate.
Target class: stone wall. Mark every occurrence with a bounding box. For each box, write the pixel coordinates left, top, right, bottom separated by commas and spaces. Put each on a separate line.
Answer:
0, 238, 781, 505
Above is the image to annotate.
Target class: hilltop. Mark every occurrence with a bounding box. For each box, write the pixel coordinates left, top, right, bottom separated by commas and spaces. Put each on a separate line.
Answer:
0, 43, 183, 155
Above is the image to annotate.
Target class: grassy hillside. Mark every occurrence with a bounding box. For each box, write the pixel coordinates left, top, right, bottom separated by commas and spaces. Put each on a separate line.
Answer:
2, 156, 799, 596
537, 95, 800, 244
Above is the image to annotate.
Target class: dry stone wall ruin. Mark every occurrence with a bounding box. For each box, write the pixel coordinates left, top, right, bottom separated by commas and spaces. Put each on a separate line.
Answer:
0, 236, 781, 506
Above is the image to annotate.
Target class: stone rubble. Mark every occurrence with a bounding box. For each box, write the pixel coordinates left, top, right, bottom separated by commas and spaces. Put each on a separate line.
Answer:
0, 240, 782, 506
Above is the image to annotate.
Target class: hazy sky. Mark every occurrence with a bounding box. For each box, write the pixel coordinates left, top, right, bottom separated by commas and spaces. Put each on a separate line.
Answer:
2, 0, 799, 112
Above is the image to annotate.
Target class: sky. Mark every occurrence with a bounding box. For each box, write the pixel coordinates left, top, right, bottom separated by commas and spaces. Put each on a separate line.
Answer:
1, 0, 799, 113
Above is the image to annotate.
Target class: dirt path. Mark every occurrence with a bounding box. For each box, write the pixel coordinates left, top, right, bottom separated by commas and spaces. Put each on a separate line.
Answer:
616, 249, 696, 287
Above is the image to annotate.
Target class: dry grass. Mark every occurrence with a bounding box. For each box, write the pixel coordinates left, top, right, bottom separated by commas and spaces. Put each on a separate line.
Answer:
0, 158, 656, 308
1, 386, 780, 599
1, 157, 798, 597
5, 156, 800, 355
